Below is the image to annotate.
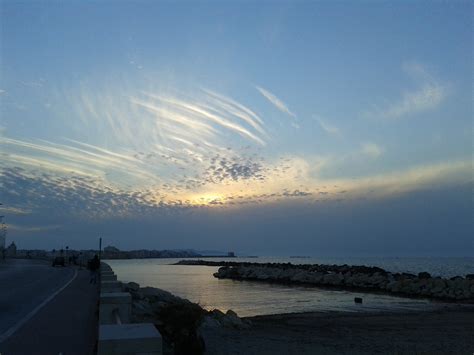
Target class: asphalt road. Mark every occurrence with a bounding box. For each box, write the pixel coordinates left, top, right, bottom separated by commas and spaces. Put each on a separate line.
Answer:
0, 259, 99, 355
0, 259, 74, 340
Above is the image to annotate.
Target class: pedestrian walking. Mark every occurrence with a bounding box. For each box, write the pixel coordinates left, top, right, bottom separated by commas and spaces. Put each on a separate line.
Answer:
89, 254, 100, 284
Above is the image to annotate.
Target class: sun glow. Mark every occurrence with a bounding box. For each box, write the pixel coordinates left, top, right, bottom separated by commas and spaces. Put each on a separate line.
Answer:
171, 191, 229, 207
193, 193, 225, 205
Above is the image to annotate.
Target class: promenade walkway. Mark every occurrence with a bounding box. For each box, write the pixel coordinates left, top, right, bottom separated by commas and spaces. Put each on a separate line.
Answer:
0, 265, 99, 355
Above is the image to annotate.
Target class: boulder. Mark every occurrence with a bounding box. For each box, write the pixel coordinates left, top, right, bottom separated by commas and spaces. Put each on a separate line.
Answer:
198, 315, 221, 330
308, 272, 324, 284
351, 273, 370, 287
322, 273, 344, 286
131, 299, 161, 324
370, 273, 388, 287
206, 309, 250, 329
140, 287, 186, 304
430, 278, 447, 294
385, 281, 398, 292
226, 309, 238, 317
400, 273, 416, 280
209, 309, 225, 317
280, 269, 297, 281
418, 272, 431, 279
291, 271, 311, 283
126, 281, 140, 292
222, 310, 250, 329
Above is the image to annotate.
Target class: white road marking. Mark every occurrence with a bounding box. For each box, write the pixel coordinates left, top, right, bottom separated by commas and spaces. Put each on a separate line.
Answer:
0, 268, 78, 343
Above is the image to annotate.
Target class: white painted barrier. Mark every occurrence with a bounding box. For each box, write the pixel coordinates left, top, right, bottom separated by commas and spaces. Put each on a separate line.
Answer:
101, 281, 123, 293
98, 323, 162, 355
98, 263, 163, 355
99, 292, 131, 324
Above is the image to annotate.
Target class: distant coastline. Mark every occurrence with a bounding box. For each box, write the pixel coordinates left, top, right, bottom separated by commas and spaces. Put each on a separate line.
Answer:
10, 247, 237, 261
101, 245, 237, 260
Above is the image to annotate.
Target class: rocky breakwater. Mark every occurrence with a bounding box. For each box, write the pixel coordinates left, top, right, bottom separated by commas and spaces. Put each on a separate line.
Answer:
213, 263, 474, 301
122, 282, 250, 355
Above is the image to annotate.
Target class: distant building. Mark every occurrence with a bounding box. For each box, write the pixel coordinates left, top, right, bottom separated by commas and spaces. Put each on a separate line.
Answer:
227, 251, 235, 257
104, 246, 120, 253
103, 245, 121, 259
6, 242, 17, 257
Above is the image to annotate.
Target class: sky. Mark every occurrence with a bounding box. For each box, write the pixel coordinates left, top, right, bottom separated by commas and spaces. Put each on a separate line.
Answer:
0, 1, 472, 255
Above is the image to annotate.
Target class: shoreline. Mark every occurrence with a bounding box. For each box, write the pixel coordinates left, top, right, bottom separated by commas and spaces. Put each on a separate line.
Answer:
243, 302, 474, 320
202, 306, 474, 354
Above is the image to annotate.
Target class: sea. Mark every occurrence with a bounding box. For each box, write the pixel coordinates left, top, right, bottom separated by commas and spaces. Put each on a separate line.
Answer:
106, 256, 474, 317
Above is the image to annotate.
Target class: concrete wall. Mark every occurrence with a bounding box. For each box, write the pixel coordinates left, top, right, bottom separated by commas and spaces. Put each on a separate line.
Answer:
98, 262, 162, 355
98, 324, 162, 355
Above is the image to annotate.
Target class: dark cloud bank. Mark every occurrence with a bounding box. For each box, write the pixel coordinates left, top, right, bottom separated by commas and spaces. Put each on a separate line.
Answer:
4, 174, 473, 256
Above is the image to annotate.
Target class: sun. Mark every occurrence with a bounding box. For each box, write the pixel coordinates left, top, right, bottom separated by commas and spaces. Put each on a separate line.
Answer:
187, 193, 225, 206
198, 194, 224, 202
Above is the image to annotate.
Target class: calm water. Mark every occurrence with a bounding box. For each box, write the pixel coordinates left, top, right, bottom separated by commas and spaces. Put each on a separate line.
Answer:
106, 257, 473, 317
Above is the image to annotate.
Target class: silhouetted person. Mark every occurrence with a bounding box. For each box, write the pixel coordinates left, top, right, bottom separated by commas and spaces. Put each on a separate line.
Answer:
89, 254, 100, 284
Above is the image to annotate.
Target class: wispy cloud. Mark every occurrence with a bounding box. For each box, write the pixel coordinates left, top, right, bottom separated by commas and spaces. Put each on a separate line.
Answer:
130, 98, 218, 138
203, 89, 266, 135
0, 137, 156, 182
61, 85, 272, 190
256, 86, 296, 118
1, 85, 276, 212
2, 76, 468, 218
363, 62, 448, 120
374, 84, 446, 119
360, 142, 383, 159
0, 206, 31, 215
140, 92, 266, 146
337, 160, 471, 199
8, 224, 61, 232
314, 116, 340, 136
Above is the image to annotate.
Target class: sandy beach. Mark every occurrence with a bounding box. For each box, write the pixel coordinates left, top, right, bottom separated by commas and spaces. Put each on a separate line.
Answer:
201, 306, 474, 354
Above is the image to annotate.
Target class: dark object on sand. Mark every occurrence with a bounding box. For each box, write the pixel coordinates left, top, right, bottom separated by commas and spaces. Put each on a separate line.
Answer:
52, 256, 65, 267
354, 297, 363, 304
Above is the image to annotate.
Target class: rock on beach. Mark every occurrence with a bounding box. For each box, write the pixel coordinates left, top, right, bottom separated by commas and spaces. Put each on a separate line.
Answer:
121, 281, 250, 354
